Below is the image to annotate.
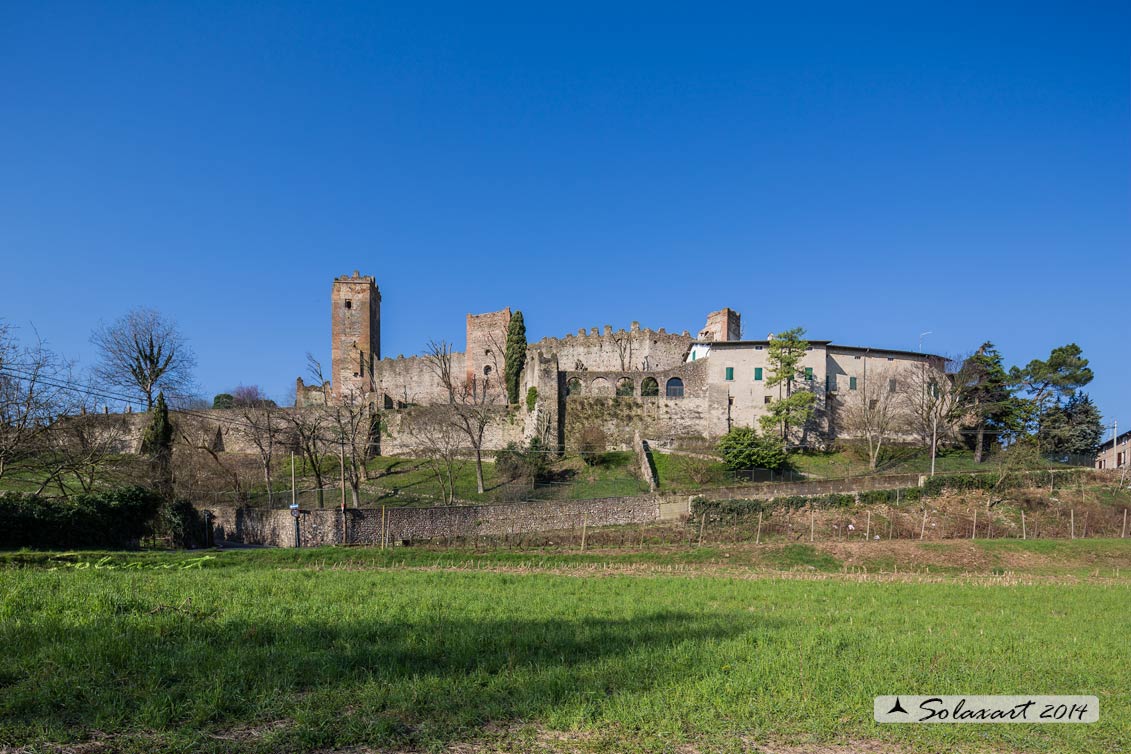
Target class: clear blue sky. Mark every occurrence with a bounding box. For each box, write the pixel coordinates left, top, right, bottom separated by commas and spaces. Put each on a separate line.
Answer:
2, 2, 1128, 428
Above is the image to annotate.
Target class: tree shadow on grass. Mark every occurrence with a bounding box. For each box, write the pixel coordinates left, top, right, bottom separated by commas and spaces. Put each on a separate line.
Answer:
0, 607, 766, 752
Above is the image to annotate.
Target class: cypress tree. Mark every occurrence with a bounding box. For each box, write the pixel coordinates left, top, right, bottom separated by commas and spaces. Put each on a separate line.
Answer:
141, 391, 174, 499
504, 311, 527, 405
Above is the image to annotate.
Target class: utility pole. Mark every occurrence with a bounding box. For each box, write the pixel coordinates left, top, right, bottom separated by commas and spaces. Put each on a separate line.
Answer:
918, 331, 933, 353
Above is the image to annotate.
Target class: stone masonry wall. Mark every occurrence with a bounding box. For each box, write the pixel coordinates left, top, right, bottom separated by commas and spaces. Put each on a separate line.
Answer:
205, 494, 661, 547
531, 324, 692, 373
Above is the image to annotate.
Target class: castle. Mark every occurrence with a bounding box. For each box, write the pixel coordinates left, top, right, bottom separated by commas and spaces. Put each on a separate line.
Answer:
294, 271, 945, 454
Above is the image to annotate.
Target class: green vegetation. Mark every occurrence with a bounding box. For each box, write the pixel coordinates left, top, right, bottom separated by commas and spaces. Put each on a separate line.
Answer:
0, 486, 162, 548
759, 326, 816, 439
716, 426, 789, 472
1, 545, 1127, 753
504, 310, 526, 405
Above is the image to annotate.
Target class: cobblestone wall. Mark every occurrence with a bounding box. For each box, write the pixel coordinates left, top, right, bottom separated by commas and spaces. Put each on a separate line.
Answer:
204, 494, 662, 547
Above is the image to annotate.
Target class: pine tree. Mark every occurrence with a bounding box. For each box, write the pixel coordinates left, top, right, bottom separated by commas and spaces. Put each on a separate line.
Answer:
758, 327, 816, 441
504, 310, 527, 405
1037, 393, 1104, 460
141, 391, 174, 499
957, 342, 1019, 462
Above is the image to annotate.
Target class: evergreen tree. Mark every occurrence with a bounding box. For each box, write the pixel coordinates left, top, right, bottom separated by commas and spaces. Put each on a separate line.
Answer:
758, 327, 816, 441
717, 427, 789, 472
141, 391, 174, 499
1009, 343, 1094, 445
957, 342, 1020, 462
504, 310, 527, 405
1037, 393, 1104, 460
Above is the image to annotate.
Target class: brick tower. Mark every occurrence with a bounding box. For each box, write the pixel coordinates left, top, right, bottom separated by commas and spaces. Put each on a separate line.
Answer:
331, 271, 380, 400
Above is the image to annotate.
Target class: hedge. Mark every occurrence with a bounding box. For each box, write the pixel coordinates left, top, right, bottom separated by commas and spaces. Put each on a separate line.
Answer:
0, 487, 163, 549
691, 468, 1093, 521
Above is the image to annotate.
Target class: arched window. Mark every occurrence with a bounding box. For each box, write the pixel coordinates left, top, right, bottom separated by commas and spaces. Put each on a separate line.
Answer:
640, 377, 659, 397
484, 365, 492, 376
615, 377, 634, 397
566, 377, 583, 396
665, 377, 684, 398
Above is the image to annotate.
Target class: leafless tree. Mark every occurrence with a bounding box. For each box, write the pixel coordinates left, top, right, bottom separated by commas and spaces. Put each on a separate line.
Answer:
0, 324, 78, 484
285, 407, 332, 506
35, 412, 134, 494
423, 339, 456, 401
402, 405, 466, 504
612, 331, 634, 371
901, 361, 965, 477
424, 340, 502, 494
231, 384, 276, 408
91, 308, 196, 409
836, 365, 907, 471
237, 404, 287, 505
307, 354, 377, 506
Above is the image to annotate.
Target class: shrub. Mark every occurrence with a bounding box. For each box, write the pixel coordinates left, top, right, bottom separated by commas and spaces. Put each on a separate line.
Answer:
0, 487, 163, 549
670, 453, 722, 486
212, 393, 235, 409
495, 438, 551, 483
525, 386, 538, 412
717, 427, 789, 472
577, 426, 607, 466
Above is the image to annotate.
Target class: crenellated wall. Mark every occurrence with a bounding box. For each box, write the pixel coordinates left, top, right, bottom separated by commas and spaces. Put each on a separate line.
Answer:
530, 323, 692, 373
375, 353, 464, 407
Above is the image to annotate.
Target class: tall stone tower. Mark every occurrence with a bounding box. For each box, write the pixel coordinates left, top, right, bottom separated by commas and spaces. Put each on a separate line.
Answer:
331, 271, 381, 400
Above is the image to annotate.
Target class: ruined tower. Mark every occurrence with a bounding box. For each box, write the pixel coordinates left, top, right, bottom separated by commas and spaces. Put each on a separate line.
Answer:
698, 308, 741, 342
465, 308, 511, 388
331, 271, 380, 400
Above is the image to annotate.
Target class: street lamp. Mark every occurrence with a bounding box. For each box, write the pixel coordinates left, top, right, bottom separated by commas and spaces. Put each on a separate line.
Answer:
918, 331, 933, 353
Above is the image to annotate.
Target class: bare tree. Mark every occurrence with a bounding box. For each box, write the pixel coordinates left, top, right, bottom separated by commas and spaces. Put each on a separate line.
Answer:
91, 308, 196, 409
0, 325, 78, 484
424, 340, 502, 494
611, 331, 634, 371
402, 405, 465, 504
285, 407, 332, 506
237, 404, 286, 505
901, 361, 965, 477
307, 354, 376, 506
837, 365, 906, 471
36, 412, 133, 494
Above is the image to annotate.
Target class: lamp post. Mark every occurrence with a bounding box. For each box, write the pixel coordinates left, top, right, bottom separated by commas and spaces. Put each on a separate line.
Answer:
918, 331, 933, 353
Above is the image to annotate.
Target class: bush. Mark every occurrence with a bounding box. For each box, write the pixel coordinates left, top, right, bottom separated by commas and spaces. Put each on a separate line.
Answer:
525, 386, 538, 412
577, 426, 607, 466
0, 487, 163, 549
692, 492, 855, 520
670, 454, 723, 486
495, 438, 551, 483
212, 393, 235, 409
717, 427, 789, 472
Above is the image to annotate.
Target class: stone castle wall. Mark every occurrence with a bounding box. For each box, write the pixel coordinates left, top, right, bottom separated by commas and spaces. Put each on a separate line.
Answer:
530, 324, 692, 373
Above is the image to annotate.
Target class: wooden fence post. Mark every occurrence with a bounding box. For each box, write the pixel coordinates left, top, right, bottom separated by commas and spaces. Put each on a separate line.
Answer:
971, 509, 977, 540
810, 509, 815, 543
865, 510, 871, 541
1021, 510, 1026, 540
756, 511, 763, 545
1123, 509, 1128, 539
920, 510, 927, 540
697, 513, 706, 547
1071, 509, 1075, 540
581, 514, 588, 552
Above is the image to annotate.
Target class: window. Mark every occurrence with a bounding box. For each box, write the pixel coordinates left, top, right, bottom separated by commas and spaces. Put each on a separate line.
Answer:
854, 355, 861, 360
827, 374, 837, 392
616, 377, 634, 397
887, 357, 894, 362
344, 300, 352, 309
691, 351, 696, 361
755, 345, 764, 351
869, 399, 878, 410
764, 396, 772, 404
805, 367, 814, 381
889, 378, 897, 393
665, 377, 684, 398
483, 365, 492, 377
754, 367, 763, 381
566, 377, 582, 396
641, 377, 659, 397
849, 376, 857, 390
725, 367, 734, 381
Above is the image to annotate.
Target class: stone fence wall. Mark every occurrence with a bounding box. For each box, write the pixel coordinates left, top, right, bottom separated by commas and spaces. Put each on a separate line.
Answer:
205, 495, 661, 548
692, 473, 927, 501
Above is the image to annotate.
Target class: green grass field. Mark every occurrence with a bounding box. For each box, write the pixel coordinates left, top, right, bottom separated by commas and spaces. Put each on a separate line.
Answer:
2, 543, 1129, 753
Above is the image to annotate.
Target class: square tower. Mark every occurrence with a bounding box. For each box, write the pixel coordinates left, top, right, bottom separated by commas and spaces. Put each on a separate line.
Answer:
699, 308, 742, 342
465, 307, 511, 388
331, 271, 381, 400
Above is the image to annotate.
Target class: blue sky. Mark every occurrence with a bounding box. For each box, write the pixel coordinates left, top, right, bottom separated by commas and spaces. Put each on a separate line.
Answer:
1, 2, 1128, 428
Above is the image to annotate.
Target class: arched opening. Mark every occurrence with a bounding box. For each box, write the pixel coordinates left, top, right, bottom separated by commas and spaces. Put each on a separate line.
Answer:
665, 377, 685, 399
640, 377, 659, 397
615, 377, 634, 397
589, 377, 613, 396
566, 377, 583, 396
